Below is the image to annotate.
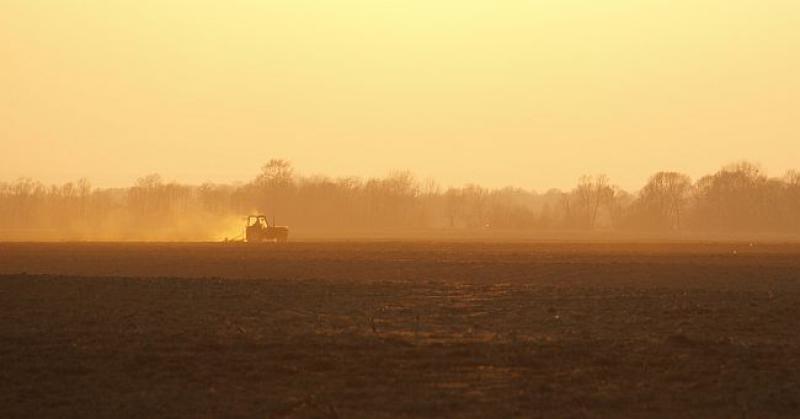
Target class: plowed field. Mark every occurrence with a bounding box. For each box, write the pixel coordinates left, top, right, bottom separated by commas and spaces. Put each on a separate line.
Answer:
1, 242, 799, 418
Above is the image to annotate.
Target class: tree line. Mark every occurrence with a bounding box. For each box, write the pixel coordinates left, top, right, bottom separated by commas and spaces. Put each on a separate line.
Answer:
1, 160, 798, 240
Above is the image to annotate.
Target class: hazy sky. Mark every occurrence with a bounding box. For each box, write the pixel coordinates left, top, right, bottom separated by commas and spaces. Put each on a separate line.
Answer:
1, 0, 798, 191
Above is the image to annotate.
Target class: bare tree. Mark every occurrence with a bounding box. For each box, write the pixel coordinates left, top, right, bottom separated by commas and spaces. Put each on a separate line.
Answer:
255, 159, 294, 188
572, 175, 614, 229
638, 172, 692, 230
692, 162, 767, 231
252, 159, 296, 220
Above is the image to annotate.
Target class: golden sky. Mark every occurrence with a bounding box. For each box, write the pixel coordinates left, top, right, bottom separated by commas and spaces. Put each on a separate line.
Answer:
1, 0, 798, 190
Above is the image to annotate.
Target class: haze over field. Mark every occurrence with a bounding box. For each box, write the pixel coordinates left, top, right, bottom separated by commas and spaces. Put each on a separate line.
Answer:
2, 0, 799, 191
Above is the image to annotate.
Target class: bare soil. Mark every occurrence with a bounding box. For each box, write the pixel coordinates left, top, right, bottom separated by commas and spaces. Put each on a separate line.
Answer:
1, 242, 799, 418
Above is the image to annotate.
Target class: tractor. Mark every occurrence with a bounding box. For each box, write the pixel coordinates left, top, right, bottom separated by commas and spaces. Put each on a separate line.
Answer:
245, 215, 289, 243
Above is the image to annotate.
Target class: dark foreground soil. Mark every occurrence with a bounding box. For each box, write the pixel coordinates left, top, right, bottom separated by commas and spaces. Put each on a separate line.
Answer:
1, 242, 799, 418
